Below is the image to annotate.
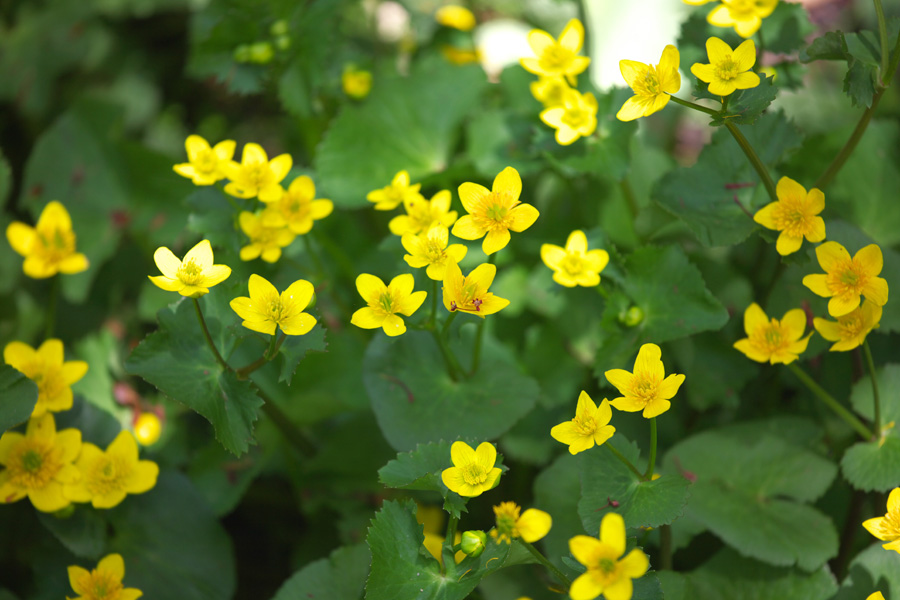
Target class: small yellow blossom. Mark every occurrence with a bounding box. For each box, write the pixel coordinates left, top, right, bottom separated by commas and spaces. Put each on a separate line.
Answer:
0, 414, 81, 512
708, 0, 778, 38
222, 143, 292, 203
862, 487, 900, 553
540, 88, 598, 145
402, 225, 467, 281
6, 200, 89, 279
802, 242, 889, 317
569, 512, 650, 600
733, 303, 812, 364
605, 343, 685, 419
520, 19, 590, 84
67, 553, 143, 600
442, 261, 510, 317
239, 211, 296, 263
172, 135, 236, 185
435, 5, 476, 31
4, 339, 88, 418
342, 67, 373, 99
541, 230, 609, 288
366, 170, 423, 211
867, 593, 885, 600
230, 274, 317, 336
441, 441, 502, 497
490, 501, 552, 544
453, 166, 539, 255
133, 412, 162, 446
389, 190, 458, 236
148, 239, 231, 298
813, 300, 881, 352
691, 37, 761, 96
350, 273, 427, 337
261, 175, 333, 235
441, 46, 482, 65
530, 75, 570, 108
65, 431, 158, 509
753, 176, 826, 256
616, 45, 681, 122
551, 391, 616, 455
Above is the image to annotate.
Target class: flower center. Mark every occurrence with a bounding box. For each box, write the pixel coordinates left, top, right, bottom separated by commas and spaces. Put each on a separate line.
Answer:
177, 259, 204, 285
407, 201, 442, 233
573, 414, 597, 436
461, 463, 488, 486
86, 454, 132, 497
86, 571, 124, 600
562, 106, 588, 128
751, 319, 792, 355
8, 440, 61, 490
423, 236, 448, 264
561, 254, 584, 276
727, 0, 757, 16
826, 259, 868, 297
630, 371, 661, 406
714, 57, 739, 81
837, 313, 864, 340
598, 558, 616, 574
195, 149, 218, 174
377, 292, 396, 315
267, 298, 286, 322
36, 227, 76, 264
542, 45, 573, 69
634, 68, 661, 97
771, 198, 814, 238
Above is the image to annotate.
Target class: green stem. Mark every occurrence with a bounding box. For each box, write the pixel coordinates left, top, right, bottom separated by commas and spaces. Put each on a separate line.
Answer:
430, 280, 437, 326
787, 363, 874, 439
863, 340, 882, 437
724, 121, 778, 203
596, 284, 609, 299
431, 330, 463, 381
266, 332, 285, 360
720, 95, 730, 112
814, 88, 884, 190
668, 94, 719, 116
873, 0, 889, 85
756, 26, 766, 69
259, 393, 316, 457
193, 298, 231, 371
469, 255, 497, 376
619, 177, 639, 220
443, 514, 459, 574
442, 309, 458, 339
660, 524, 673, 570
644, 417, 658, 480
44, 275, 59, 339
606, 443, 644, 480
516, 539, 572, 589
235, 334, 287, 379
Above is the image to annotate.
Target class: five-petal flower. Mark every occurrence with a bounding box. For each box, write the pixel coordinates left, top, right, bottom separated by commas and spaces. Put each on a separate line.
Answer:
3, 339, 88, 418
551, 391, 616, 455
402, 225, 468, 281
239, 211, 296, 263
541, 230, 609, 287
442, 261, 510, 317
605, 343, 685, 419
65, 430, 159, 509
802, 242, 889, 317
172, 135, 236, 185
389, 189, 458, 236
230, 274, 317, 336
733, 303, 812, 364
520, 19, 590, 84
223, 143, 292, 202
753, 176, 826, 255
6, 200, 89, 279
569, 512, 650, 600
616, 45, 681, 122
67, 553, 143, 600
261, 175, 334, 235
691, 37, 761, 96
350, 273, 427, 336
367, 170, 423, 211
148, 239, 232, 298
540, 88, 598, 145
707, 0, 778, 38
441, 441, 502, 497
813, 299, 881, 352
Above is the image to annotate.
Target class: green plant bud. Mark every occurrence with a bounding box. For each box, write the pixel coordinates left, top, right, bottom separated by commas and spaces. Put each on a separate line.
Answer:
620, 306, 644, 327
275, 35, 291, 51
248, 42, 274, 64
270, 19, 289, 37
460, 530, 487, 557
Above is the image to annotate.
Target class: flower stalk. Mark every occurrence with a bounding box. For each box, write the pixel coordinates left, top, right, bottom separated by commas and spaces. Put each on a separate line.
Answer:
863, 340, 882, 437
193, 298, 230, 372
605, 443, 644, 480
723, 122, 778, 203
45, 275, 59, 339
517, 539, 572, 589
873, 0, 889, 85
787, 363, 874, 439
645, 417, 658, 480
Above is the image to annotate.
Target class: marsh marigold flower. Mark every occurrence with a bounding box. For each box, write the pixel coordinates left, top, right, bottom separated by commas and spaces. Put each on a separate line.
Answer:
223, 143, 292, 203
0, 414, 81, 512
605, 343, 685, 419
453, 166, 539, 255
367, 170, 423, 211
261, 175, 333, 235
867, 594, 885, 600
530, 75, 570, 108
802, 242, 889, 317
230, 274, 317, 336
148, 239, 231, 298
435, 5, 476, 31
172, 135, 236, 185
389, 190, 458, 236
350, 273, 426, 337
65, 431, 158, 509
520, 19, 590, 84
239, 211, 296, 263
541, 88, 598, 145
133, 412, 162, 447
708, 0, 778, 38
7, 200, 89, 279
753, 176, 825, 256
402, 225, 467, 281
541, 230, 609, 288
551, 391, 616, 455
491, 501, 552, 544
863, 487, 900, 553
68, 553, 143, 600
813, 300, 881, 352
342, 67, 373, 99
691, 37, 761, 96
733, 303, 812, 364
4, 339, 88, 418
442, 262, 509, 317
616, 45, 681, 122
441, 441, 502, 497
569, 512, 649, 600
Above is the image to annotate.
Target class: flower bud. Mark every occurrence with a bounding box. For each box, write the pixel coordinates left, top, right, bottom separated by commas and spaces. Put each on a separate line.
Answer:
134, 412, 162, 446
619, 306, 644, 327
460, 530, 487, 557
270, 19, 289, 37
275, 35, 291, 51
248, 42, 274, 64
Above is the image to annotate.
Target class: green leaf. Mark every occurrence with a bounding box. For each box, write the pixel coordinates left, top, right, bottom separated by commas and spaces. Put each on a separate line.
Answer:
363, 329, 538, 451
125, 296, 263, 456
187, 441, 267, 517
377, 440, 472, 517
0, 148, 10, 207
759, 2, 816, 54
277, 324, 328, 384
801, 31, 848, 62
850, 364, 900, 424
70, 330, 121, 416
833, 542, 900, 600
315, 55, 487, 208
0, 364, 37, 434
533, 453, 584, 575
710, 76, 778, 126
842, 363, 900, 491
465, 109, 543, 178
270, 543, 370, 600
578, 437, 691, 532
37, 507, 106, 559
633, 572, 665, 600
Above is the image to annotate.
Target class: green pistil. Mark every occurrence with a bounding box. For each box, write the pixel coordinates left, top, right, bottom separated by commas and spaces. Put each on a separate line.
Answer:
22, 450, 42, 473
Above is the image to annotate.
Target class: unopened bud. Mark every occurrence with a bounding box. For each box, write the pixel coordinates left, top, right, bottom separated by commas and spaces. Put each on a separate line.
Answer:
248, 41, 274, 64
275, 35, 291, 51
619, 306, 644, 327
134, 412, 162, 446
270, 19, 289, 37
460, 530, 487, 557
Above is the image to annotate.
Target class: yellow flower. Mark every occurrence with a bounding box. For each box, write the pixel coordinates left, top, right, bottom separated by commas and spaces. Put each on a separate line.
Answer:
569, 512, 650, 600
6, 200, 89, 279
230, 274, 317, 336
530, 75, 570, 108
64, 431, 158, 509
867, 594, 885, 600
551, 391, 616, 455
239, 211, 296, 263
389, 190, 458, 236
261, 175, 333, 235
690, 37, 761, 96
802, 242, 889, 317
733, 303, 812, 364
172, 135, 236, 185
222, 143, 292, 203
442, 261, 510, 317
453, 166, 539, 255
435, 5, 476, 31
862, 487, 900, 553
0, 414, 81, 512
616, 45, 681, 122
350, 273, 427, 337
133, 412, 162, 446
342, 67, 373, 100
683, 0, 716, 4
417, 503, 465, 564
541, 230, 609, 288
708, 0, 778, 38
441, 46, 482, 65
520, 19, 590, 84
490, 501, 552, 544
67, 553, 143, 600
3, 339, 88, 418
813, 299, 881, 352
401, 225, 468, 281
605, 343, 685, 419
753, 176, 826, 256
541, 88, 598, 145
366, 170, 423, 211
148, 239, 232, 298
441, 441, 502, 497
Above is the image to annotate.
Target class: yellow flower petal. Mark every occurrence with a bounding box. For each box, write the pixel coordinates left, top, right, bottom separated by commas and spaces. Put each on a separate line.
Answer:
492, 166, 522, 200
517, 508, 552, 542
351, 307, 385, 330
356, 274, 386, 305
